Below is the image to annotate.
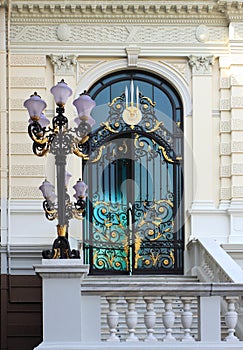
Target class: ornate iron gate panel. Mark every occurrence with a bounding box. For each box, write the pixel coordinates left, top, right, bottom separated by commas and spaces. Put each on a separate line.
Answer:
82, 92, 184, 275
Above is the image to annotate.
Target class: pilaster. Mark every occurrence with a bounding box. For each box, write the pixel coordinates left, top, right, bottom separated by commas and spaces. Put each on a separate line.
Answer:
189, 55, 215, 203
219, 55, 243, 243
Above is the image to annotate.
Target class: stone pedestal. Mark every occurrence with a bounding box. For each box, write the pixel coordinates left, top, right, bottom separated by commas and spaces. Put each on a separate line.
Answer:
33, 260, 89, 349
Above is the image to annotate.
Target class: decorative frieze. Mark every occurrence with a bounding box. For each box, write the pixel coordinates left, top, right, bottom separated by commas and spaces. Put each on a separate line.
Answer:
57, 24, 71, 41
11, 98, 29, 110
11, 77, 45, 88
11, 25, 227, 44
11, 186, 42, 199
188, 55, 215, 75
10, 54, 46, 66
49, 54, 77, 75
230, 22, 243, 40
11, 165, 45, 177
195, 25, 209, 43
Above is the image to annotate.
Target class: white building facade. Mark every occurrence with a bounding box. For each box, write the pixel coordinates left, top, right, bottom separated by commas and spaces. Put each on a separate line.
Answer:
1, 0, 243, 349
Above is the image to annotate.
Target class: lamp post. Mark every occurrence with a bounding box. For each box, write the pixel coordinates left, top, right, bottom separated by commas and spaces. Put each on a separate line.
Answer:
24, 79, 96, 259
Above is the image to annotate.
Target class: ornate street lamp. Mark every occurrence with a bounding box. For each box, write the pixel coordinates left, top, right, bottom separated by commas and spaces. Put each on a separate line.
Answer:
24, 80, 96, 259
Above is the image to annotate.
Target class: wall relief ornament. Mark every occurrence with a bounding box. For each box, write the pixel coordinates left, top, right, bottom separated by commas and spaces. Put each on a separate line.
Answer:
195, 25, 209, 43
49, 54, 77, 75
188, 55, 215, 75
57, 24, 71, 41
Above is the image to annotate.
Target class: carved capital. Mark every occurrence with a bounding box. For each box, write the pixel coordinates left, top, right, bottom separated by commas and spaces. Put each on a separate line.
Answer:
188, 55, 215, 75
125, 47, 141, 67
49, 54, 77, 76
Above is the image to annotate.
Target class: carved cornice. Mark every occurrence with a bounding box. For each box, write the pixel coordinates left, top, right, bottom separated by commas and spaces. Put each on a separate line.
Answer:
9, 1, 231, 25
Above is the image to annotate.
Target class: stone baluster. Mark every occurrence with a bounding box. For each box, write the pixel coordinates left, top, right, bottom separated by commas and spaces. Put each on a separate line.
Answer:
224, 296, 239, 342
106, 297, 120, 342
125, 297, 139, 342
181, 297, 195, 342
162, 297, 176, 342
143, 297, 157, 342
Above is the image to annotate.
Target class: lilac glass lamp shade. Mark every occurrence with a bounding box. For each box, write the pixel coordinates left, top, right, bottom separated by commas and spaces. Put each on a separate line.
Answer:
29, 113, 50, 128
73, 179, 88, 200
24, 92, 47, 120
39, 179, 57, 203
73, 92, 96, 127
65, 171, 72, 187
50, 79, 73, 106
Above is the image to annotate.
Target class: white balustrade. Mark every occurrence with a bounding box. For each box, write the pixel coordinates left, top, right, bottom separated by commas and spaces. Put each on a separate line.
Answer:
143, 297, 157, 342
125, 297, 139, 342
80, 277, 243, 346
162, 297, 176, 342
106, 297, 120, 342
181, 297, 195, 342
224, 296, 239, 342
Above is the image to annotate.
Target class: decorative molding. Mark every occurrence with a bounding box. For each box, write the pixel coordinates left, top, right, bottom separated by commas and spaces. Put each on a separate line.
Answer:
11, 121, 26, 132
11, 98, 29, 110
220, 99, 230, 111
220, 120, 231, 133
10, 54, 46, 66
10, 25, 227, 44
232, 186, 243, 198
57, 24, 71, 41
11, 165, 45, 177
231, 74, 243, 86
220, 165, 231, 177
220, 143, 231, 155
77, 60, 105, 82
232, 141, 243, 153
11, 143, 33, 154
188, 55, 215, 75
11, 186, 42, 199
195, 25, 209, 43
75, 59, 192, 117
221, 188, 231, 200
11, 76, 45, 88
231, 96, 243, 108
125, 47, 140, 67
49, 54, 77, 75
220, 77, 230, 89
232, 163, 243, 175
232, 119, 243, 131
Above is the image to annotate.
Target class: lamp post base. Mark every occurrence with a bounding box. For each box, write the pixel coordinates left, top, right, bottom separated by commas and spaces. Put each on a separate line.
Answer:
42, 236, 80, 259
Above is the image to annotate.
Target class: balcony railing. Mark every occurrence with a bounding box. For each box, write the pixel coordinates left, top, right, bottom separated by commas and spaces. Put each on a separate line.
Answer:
81, 277, 243, 345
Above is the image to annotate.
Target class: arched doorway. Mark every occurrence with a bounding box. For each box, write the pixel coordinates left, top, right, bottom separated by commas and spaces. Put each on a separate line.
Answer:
82, 70, 184, 275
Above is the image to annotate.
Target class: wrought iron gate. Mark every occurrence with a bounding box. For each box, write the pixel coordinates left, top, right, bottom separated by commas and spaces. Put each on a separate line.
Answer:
82, 93, 184, 274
